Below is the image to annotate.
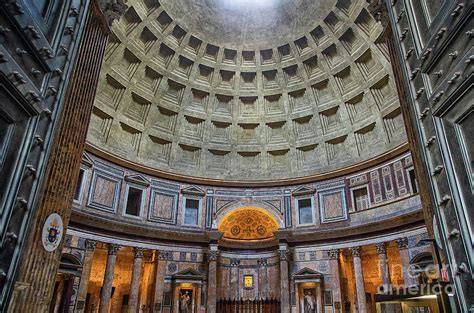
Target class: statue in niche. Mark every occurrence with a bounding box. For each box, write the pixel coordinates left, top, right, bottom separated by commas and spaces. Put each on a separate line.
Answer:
179, 290, 192, 313
303, 289, 316, 313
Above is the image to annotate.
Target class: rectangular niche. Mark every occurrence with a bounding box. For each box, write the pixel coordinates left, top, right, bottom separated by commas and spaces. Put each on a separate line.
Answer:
383, 108, 405, 143
355, 49, 383, 81
188, 89, 209, 113
339, 28, 363, 56
370, 75, 397, 110
319, 106, 341, 134
223, 48, 237, 64
288, 89, 311, 113
142, 0, 161, 15
196, 64, 214, 85
152, 43, 175, 68
237, 151, 261, 171
185, 36, 202, 55
240, 72, 257, 90
278, 44, 292, 61
311, 79, 335, 106
218, 70, 235, 89
210, 121, 231, 144
151, 106, 178, 133
262, 69, 280, 89
267, 149, 290, 172
115, 122, 142, 154
324, 11, 343, 33
239, 96, 258, 117
177, 144, 201, 167
333, 66, 358, 96
161, 79, 186, 106
148, 187, 178, 224
310, 26, 329, 46
322, 44, 344, 71
283, 65, 302, 87
354, 8, 379, 38
325, 135, 348, 162
141, 66, 162, 95
170, 25, 187, 45
238, 123, 260, 144
294, 36, 311, 55
266, 121, 287, 144
120, 7, 142, 35
264, 94, 285, 117
354, 122, 377, 156
155, 11, 172, 32
293, 115, 316, 141
137, 27, 157, 53
260, 49, 275, 65
113, 48, 141, 81
207, 149, 230, 171
98, 74, 126, 110
336, 0, 356, 17
147, 135, 172, 162
296, 144, 320, 169
242, 50, 256, 66
182, 115, 205, 140
204, 44, 219, 61
303, 55, 325, 80
213, 94, 233, 117
174, 55, 194, 78
89, 107, 113, 142
345, 93, 370, 124
124, 92, 152, 125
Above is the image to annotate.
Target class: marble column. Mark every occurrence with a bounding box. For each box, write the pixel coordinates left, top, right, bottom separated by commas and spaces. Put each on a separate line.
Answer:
376, 243, 391, 292
316, 282, 324, 313
129, 247, 146, 313
350, 247, 367, 313
257, 258, 267, 299
99, 243, 121, 313
152, 251, 168, 311
196, 284, 202, 310
230, 258, 240, 299
76, 239, 97, 313
328, 249, 342, 313
206, 246, 219, 313
278, 244, 291, 313
396, 238, 415, 287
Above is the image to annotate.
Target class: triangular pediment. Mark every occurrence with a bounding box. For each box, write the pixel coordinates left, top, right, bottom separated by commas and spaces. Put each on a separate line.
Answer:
293, 267, 323, 277
292, 186, 315, 196
125, 174, 150, 187
82, 152, 94, 168
174, 268, 203, 277
181, 186, 206, 196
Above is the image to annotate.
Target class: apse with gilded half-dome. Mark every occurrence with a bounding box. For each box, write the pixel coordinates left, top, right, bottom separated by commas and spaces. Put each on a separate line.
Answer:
218, 207, 279, 241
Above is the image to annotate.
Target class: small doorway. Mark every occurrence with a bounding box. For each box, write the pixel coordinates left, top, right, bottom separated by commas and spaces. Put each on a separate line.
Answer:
49, 254, 82, 313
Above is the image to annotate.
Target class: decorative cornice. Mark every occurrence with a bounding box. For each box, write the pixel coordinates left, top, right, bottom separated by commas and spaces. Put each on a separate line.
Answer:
375, 242, 387, 255
396, 237, 408, 249
350, 246, 361, 257
327, 249, 340, 260
133, 247, 146, 258
85, 142, 409, 187
107, 243, 121, 255
84, 239, 97, 252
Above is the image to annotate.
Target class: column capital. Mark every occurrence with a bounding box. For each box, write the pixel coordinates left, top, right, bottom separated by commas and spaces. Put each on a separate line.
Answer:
375, 242, 387, 255
133, 247, 146, 258
257, 258, 268, 267
107, 243, 121, 255
207, 250, 219, 262
350, 246, 362, 257
84, 239, 97, 251
278, 248, 290, 261
327, 249, 340, 260
230, 258, 240, 267
396, 237, 409, 249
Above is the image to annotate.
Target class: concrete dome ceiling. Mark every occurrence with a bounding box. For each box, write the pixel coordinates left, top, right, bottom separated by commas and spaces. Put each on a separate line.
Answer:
87, 0, 407, 181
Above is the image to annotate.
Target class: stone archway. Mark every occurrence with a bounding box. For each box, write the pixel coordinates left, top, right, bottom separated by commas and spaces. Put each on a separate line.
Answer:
216, 199, 284, 229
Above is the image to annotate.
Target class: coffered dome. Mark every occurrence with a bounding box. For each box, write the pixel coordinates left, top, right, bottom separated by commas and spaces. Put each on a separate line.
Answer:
87, 0, 407, 182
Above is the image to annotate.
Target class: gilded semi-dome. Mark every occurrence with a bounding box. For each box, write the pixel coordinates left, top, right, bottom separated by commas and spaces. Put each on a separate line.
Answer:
87, 0, 407, 181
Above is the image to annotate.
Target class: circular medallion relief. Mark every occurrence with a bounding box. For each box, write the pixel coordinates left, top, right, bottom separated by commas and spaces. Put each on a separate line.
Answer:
41, 213, 63, 252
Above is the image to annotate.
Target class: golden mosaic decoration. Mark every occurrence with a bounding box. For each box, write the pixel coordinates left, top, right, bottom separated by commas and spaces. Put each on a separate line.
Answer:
218, 207, 279, 241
